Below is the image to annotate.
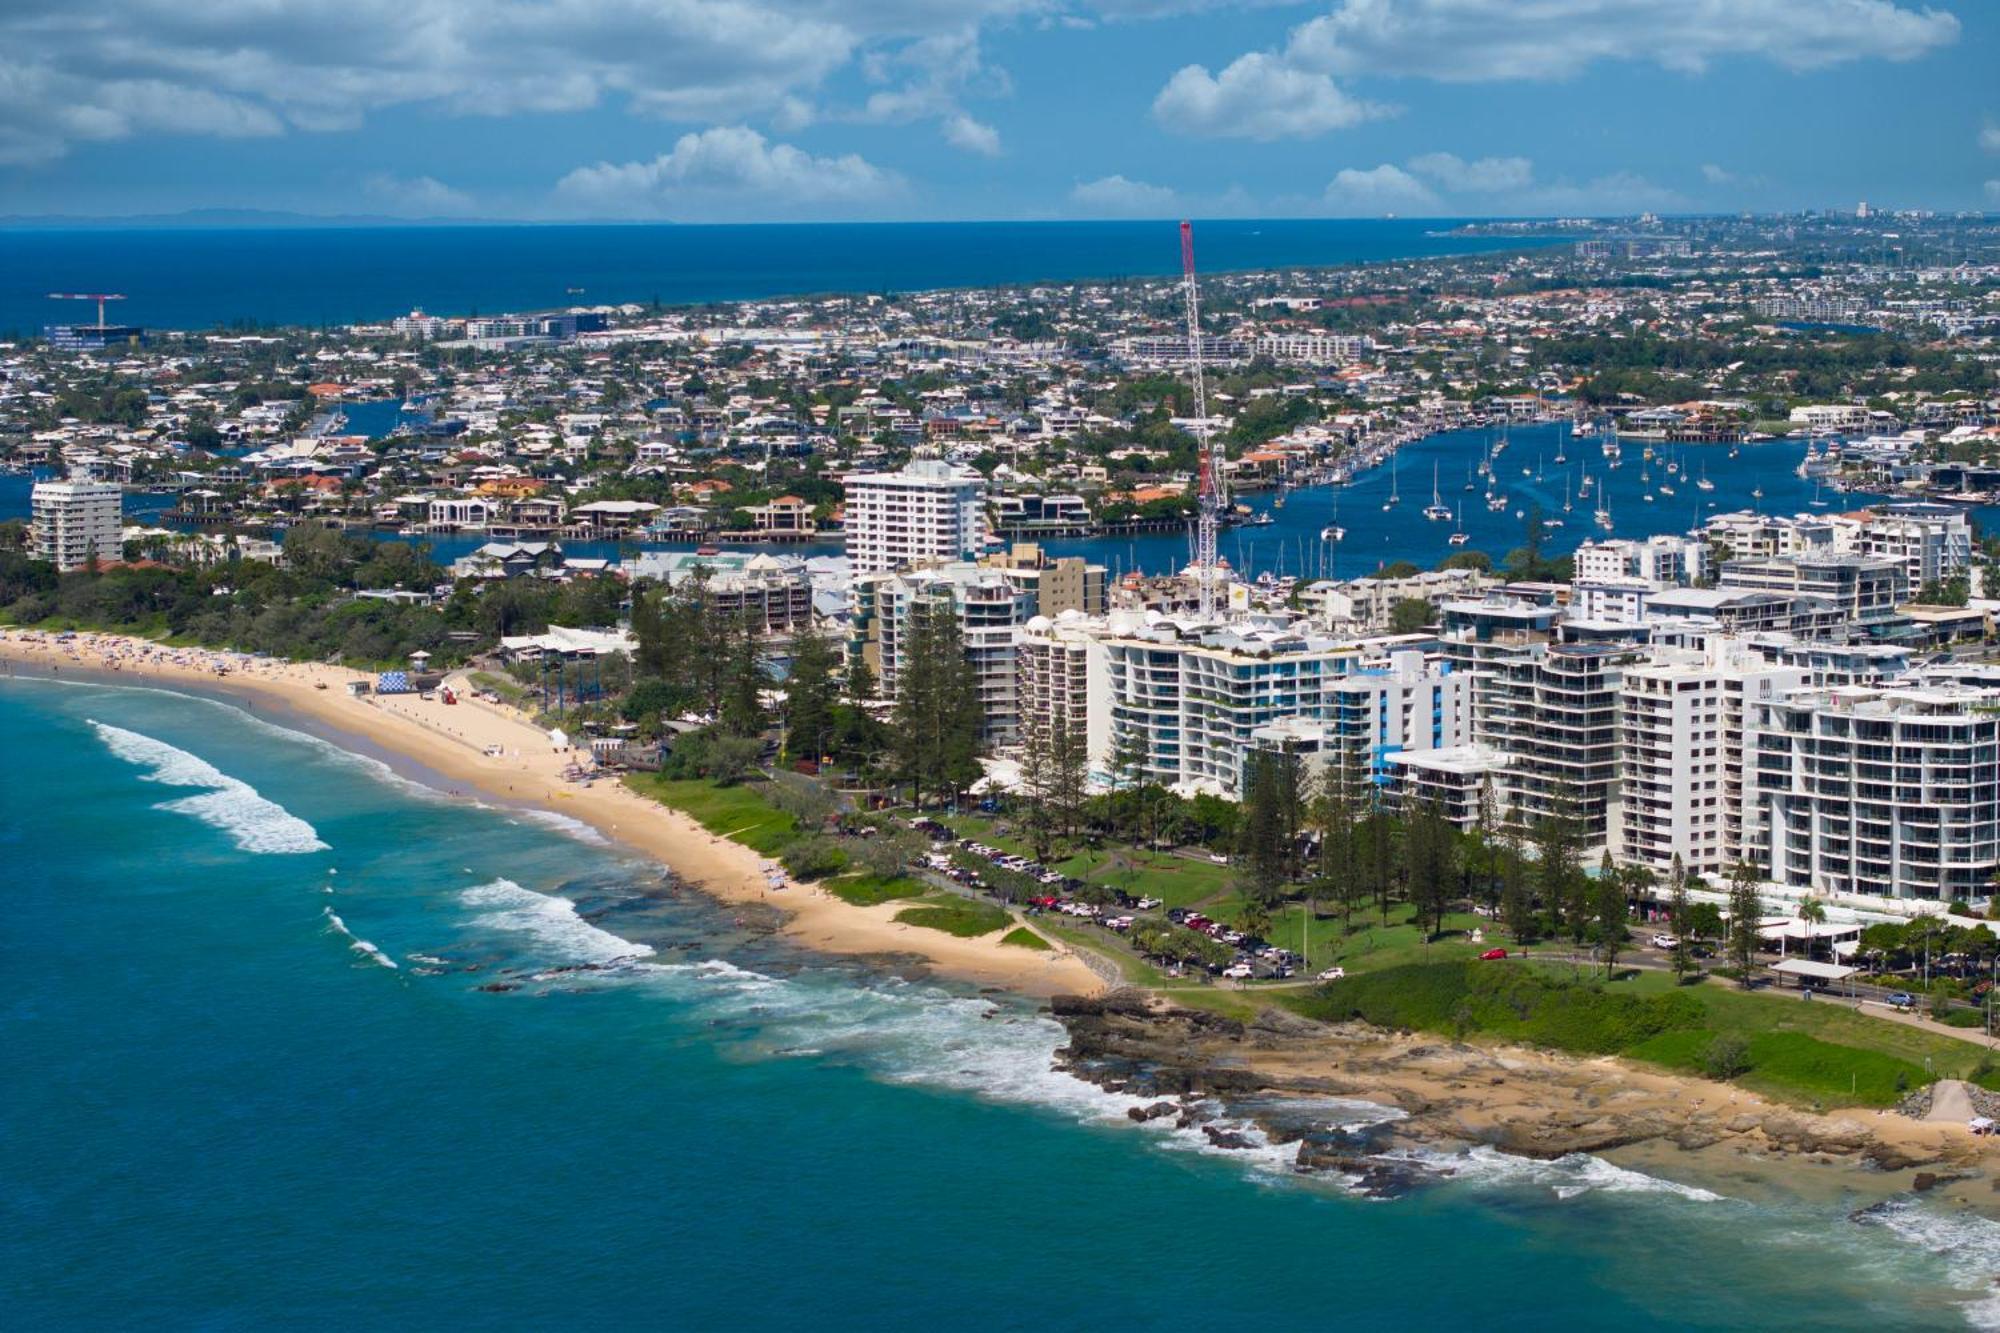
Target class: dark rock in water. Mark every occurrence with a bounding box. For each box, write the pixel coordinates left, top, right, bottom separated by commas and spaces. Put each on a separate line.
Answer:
1127, 1101, 1180, 1123
1848, 1199, 1900, 1226
1202, 1125, 1256, 1150
1913, 1171, 1968, 1193
476, 982, 518, 993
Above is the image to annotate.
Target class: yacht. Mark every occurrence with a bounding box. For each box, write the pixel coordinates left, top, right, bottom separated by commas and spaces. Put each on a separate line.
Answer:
1423, 463, 1453, 521
1383, 454, 1400, 511
1696, 462, 1715, 492
1448, 502, 1470, 545
1321, 524, 1345, 542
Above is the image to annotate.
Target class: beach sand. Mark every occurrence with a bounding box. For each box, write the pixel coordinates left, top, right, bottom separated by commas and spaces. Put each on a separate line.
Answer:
0, 630, 1104, 998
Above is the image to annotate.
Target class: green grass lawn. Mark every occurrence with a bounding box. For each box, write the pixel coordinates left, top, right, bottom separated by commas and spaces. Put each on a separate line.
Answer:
1000, 926, 1052, 951
1222, 900, 1499, 975
468, 670, 528, 705
823, 872, 927, 907
1594, 967, 1990, 1078
893, 896, 1013, 938
624, 775, 798, 855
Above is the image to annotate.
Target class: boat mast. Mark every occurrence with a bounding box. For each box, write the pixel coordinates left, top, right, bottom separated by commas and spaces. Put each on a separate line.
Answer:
1181, 221, 1224, 620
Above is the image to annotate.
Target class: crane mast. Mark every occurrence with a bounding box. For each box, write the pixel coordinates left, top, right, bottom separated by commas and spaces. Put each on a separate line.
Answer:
1180, 221, 1224, 620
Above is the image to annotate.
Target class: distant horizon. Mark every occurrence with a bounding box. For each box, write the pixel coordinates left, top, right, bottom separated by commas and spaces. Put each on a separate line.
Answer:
4, 206, 1997, 233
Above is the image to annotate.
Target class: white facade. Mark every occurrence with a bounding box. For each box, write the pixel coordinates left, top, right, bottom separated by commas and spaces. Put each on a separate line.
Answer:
842, 458, 986, 575
853, 563, 1033, 744
1749, 685, 2000, 903
31, 480, 123, 571
1837, 504, 1972, 591
1256, 649, 1471, 797
1572, 535, 1709, 587
1611, 641, 1806, 880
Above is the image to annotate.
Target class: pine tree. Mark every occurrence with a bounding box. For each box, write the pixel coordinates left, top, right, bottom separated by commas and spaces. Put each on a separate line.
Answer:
1726, 860, 1764, 987
719, 617, 767, 738
1668, 854, 1694, 981
783, 624, 838, 764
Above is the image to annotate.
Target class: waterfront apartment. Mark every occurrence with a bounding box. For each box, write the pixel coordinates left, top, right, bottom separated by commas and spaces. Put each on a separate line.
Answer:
1609, 641, 1807, 880
852, 562, 1038, 744
842, 457, 987, 575
1747, 684, 2000, 903
30, 479, 124, 571
1250, 649, 1470, 799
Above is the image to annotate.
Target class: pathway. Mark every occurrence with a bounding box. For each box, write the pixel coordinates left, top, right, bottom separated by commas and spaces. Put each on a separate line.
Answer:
1926, 1079, 1976, 1125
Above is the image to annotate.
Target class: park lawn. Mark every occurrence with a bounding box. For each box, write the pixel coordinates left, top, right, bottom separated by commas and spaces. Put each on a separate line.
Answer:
1594, 967, 1989, 1077
1000, 926, 1052, 951
825, 873, 927, 907
1232, 899, 1498, 975
625, 775, 798, 855
893, 896, 1013, 938
1081, 850, 1235, 909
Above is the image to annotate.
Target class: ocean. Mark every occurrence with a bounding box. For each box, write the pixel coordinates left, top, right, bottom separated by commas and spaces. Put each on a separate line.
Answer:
6, 674, 2000, 1329
0, 219, 1546, 335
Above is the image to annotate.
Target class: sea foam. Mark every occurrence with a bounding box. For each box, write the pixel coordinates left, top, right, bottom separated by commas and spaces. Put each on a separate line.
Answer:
460, 878, 655, 965
323, 906, 398, 968
89, 720, 329, 854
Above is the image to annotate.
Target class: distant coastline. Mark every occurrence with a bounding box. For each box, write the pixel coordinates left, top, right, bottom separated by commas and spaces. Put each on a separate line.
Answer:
0, 217, 1555, 334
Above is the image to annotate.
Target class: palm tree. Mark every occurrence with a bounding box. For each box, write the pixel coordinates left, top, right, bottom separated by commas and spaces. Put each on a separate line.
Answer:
1799, 897, 1827, 959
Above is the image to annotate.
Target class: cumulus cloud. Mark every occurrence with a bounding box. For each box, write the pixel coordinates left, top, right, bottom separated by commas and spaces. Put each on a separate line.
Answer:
1070, 174, 1180, 215
1323, 164, 1438, 215
1982, 123, 2000, 152
364, 173, 476, 216
1287, 0, 1960, 81
0, 1, 1037, 165
1153, 52, 1387, 140
1701, 163, 1736, 184
1408, 152, 1533, 193
1323, 152, 1682, 217
554, 126, 898, 219
942, 114, 1003, 156
1157, 0, 1958, 146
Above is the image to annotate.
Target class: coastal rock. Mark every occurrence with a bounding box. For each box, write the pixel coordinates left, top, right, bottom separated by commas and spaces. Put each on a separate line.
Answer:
1912, 1171, 1968, 1193
1201, 1125, 1256, 1150
1863, 1140, 1942, 1171
1128, 1101, 1180, 1123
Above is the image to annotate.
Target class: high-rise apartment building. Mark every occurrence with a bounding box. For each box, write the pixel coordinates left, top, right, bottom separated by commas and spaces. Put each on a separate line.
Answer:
842, 458, 986, 574
31, 480, 123, 571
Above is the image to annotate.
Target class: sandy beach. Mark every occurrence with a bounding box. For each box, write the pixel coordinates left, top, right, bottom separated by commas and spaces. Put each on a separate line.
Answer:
0, 629, 1105, 997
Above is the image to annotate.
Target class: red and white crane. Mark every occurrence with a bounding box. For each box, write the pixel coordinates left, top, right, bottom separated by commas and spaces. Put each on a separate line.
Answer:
1179, 221, 1225, 620
47, 292, 127, 328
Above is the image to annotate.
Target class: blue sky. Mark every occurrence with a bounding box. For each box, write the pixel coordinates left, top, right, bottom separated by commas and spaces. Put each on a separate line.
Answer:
4, 1, 1997, 222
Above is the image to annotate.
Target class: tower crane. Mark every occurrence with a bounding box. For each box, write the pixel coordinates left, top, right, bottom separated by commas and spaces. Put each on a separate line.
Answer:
47, 292, 127, 328
1179, 222, 1226, 620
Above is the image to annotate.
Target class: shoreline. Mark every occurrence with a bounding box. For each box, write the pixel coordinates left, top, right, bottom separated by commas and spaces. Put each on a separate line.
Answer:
0, 629, 1105, 998
14, 626, 2000, 1219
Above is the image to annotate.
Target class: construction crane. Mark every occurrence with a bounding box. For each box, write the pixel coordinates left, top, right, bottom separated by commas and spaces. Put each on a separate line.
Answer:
47, 292, 127, 328
1179, 221, 1225, 620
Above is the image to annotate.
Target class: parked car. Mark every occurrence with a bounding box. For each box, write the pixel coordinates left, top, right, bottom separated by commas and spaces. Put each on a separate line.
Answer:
1887, 991, 1917, 1010
1222, 963, 1254, 979
1316, 967, 1347, 982
1478, 948, 1509, 961
1650, 933, 1679, 950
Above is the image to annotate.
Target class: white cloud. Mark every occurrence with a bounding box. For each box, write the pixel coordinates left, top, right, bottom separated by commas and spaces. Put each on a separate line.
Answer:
942, 114, 1003, 156
554, 126, 898, 219
1408, 151, 1533, 193
1987, 180, 2000, 203
1323, 164, 1438, 215
1153, 52, 1387, 140
1701, 163, 1736, 184
364, 173, 476, 216
1070, 173, 1180, 215
1287, 0, 1960, 81
0, 1, 1037, 164
1982, 123, 2000, 152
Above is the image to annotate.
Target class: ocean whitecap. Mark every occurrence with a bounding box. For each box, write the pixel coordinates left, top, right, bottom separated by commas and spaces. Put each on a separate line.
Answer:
89, 720, 328, 854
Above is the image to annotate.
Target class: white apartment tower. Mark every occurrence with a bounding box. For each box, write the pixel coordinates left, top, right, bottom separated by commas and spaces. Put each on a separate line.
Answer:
1748, 685, 2000, 904
31, 479, 124, 571
842, 458, 987, 574
1611, 641, 1806, 880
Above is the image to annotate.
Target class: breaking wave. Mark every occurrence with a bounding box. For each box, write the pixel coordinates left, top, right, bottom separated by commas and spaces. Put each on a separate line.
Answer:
459, 878, 655, 965
89, 720, 328, 854
323, 906, 398, 969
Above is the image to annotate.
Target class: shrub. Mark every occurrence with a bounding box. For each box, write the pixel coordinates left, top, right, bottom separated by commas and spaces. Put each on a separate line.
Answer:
1704, 1032, 1753, 1079
779, 835, 848, 882
894, 899, 1011, 938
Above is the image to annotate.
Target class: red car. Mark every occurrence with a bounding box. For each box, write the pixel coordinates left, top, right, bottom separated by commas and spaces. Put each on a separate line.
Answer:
1478, 948, 1508, 961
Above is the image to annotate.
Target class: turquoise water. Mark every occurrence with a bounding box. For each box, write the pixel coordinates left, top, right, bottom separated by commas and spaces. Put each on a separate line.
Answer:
5, 675, 1999, 1329
0, 220, 1547, 334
